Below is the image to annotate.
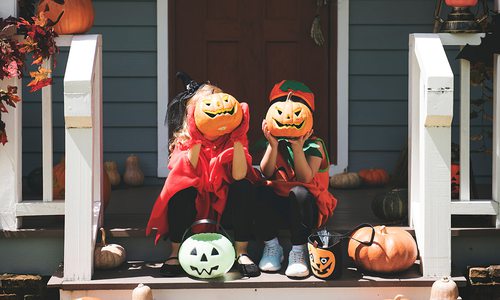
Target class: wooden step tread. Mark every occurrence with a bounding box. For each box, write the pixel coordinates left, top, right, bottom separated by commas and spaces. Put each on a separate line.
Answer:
47, 262, 466, 290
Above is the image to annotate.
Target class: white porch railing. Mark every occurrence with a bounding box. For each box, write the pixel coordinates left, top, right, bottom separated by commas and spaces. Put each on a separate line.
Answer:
0, 16, 103, 280
409, 33, 500, 277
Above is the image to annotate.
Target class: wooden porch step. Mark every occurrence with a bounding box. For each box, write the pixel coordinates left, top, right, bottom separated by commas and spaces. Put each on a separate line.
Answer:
48, 262, 466, 290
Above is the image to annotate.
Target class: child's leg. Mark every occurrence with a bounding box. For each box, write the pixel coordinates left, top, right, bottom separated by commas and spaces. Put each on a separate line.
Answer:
254, 186, 285, 272
285, 186, 319, 278
288, 186, 318, 245
224, 179, 261, 277
160, 187, 197, 276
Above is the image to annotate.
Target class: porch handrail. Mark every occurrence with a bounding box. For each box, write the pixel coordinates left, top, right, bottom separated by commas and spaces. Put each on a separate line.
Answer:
63, 34, 103, 281
409, 34, 454, 277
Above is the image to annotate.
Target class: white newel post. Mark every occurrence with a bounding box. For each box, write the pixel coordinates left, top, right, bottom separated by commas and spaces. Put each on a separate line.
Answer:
0, 0, 21, 231
63, 35, 102, 281
409, 34, 454, 277
494, 1, 500, 229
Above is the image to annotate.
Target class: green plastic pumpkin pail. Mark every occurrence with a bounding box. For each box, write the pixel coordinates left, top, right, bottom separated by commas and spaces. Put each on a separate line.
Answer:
178, 219, 236, 279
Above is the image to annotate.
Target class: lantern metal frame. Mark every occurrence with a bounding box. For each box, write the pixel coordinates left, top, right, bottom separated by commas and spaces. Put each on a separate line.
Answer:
433, 0, 489, 33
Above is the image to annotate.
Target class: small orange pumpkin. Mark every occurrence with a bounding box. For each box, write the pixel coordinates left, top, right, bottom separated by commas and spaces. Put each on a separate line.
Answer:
265, 100, 313, 138
348, 225, 417, 273
194, 92, 243, 140
37, 0, 95, 35
358, 168, 389, 186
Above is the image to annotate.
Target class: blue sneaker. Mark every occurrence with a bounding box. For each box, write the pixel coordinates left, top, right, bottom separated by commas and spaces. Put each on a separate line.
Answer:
259, 243, 284, 272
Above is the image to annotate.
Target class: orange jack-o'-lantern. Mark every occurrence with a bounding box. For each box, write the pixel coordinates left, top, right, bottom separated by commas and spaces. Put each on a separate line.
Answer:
265, 100, 313, 138
194, 93, 243, 140
308, 243, 336, 279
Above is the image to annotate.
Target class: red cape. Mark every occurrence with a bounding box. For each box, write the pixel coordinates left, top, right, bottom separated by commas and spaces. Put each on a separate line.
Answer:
146, 135, 260, 244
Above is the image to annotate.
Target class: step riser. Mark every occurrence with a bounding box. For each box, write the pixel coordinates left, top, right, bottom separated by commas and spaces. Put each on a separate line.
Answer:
61, 287, 431, 300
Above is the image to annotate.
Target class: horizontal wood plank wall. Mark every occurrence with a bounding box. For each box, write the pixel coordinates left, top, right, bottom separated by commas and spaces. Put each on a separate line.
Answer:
21, 0, 163, 186
349, 0, 493, 184
20, 0, 494, 185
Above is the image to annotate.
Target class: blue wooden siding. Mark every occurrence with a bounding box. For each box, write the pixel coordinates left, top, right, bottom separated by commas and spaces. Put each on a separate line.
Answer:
349, 0, 493, 184
21, 0, 162, 185
20, 0, 493, 186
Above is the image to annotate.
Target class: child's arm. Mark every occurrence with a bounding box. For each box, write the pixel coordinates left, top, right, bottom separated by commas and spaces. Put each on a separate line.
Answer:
260, 120, 279, 178
289, 130, 322, 183
232, 141, 247, 180
188, 143, 201, 169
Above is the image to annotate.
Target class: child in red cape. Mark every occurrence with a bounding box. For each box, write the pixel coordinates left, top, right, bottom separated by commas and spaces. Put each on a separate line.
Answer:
255, 80, 337, 278
146, 72, 261, 277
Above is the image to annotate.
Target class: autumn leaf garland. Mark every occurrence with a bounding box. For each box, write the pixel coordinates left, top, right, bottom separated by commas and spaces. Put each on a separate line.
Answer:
18, 12, 59, 92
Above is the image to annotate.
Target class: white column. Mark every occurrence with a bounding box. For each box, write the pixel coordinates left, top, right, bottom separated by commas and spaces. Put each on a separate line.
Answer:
0, 78, 22, 230
42, 58, 54, 202
409, 34, 454, 277
493, 54, 500, 228
0, 0, 17, 18
63, 35, 102, 281
460, 58, 470, 201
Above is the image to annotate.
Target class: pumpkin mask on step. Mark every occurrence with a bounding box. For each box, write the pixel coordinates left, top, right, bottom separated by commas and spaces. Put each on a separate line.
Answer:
266, 80, 314, 138
194, 92, 243, 140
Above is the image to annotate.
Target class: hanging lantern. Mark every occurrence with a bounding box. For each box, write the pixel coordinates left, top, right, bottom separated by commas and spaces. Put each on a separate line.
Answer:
433, 0, 488, 33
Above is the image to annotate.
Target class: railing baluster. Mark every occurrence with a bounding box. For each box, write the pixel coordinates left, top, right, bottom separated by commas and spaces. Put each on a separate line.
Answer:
493, 54, 500, 228
42, 58, 54, 202
460, 56, 471, 201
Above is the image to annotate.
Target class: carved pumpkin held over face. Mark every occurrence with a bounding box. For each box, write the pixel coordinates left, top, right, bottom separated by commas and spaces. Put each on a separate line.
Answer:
266, 80, 315, 138
194, 92, 243, 140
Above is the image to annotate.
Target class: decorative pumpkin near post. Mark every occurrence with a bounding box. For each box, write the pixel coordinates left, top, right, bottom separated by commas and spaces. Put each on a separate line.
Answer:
123, 155, 144, 186
132, 283, 153, 300
430, 277, 459, 300
372, 188, 408, 221
37, 0, 95, 35
358, 168, 390, 186
329, 171, 361, 189
265, 80, 314, 138
94, 228, 126, 269
194, 92, 243, 140
104, 161, 121, 187
348, 225, 417, 273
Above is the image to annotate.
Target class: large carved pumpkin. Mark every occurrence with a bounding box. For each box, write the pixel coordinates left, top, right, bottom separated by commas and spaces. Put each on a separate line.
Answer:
37, 0, 95, 35
265, 100, 313, 138
348, 225, 417, 273
194, 93, 243, 140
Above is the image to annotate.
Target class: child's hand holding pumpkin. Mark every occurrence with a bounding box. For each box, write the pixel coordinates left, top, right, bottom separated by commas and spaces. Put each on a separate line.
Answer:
262, 119, 278, 149
229, 102, 250, 144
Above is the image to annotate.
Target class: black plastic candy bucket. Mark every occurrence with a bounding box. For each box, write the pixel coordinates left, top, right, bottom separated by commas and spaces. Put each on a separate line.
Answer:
307, 223, 375, 280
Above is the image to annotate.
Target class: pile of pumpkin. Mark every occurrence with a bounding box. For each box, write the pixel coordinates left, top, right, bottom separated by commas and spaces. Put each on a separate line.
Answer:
329, 168, 389, 189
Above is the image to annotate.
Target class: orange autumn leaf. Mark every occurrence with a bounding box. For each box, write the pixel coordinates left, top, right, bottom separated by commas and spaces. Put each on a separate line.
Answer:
27, 67, 52, 92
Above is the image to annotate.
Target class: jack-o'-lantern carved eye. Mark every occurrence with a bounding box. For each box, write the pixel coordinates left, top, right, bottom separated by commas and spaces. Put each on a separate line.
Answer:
276, 107, 282, 115
211, 248, 219, 256
294, 109, 301, 117
320, 257, 329, 264
190, 248, 197, 256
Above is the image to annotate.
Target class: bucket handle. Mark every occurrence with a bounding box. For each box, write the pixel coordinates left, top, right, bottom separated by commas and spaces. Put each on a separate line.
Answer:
345, 223, 375, 246
180, 218, 233, 243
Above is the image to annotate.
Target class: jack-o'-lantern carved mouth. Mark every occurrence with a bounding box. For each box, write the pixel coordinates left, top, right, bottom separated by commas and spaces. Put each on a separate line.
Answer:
273, 118, 305, 129
204, 106, 235, 118
190, 265, 219, 276
311, 262, 333, 275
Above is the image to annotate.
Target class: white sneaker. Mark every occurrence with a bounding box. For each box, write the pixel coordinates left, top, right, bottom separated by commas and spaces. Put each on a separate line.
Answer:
259, 243, 284, 272
285, 248, 310, 278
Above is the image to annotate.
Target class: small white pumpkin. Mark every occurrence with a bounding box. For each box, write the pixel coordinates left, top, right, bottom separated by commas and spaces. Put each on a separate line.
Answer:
430, 276, 459, 300
132, 283, 153, 300
94, 228, 126, 269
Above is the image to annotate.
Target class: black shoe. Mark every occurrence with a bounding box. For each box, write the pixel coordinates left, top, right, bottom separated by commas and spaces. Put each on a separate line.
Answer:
159, 257, 183, 277
237, 254, 261, 277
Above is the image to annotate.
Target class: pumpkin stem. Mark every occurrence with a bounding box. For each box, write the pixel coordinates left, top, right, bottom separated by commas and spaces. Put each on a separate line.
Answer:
100, 227, 106, 246
441, 276, 450, 282
380, 225, 388, 234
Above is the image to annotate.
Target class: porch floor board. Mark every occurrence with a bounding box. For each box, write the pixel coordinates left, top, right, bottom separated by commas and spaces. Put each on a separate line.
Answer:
48, 261, 466, 290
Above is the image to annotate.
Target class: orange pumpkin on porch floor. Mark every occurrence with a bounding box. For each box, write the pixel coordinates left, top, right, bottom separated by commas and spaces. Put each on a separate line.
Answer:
358, 168, 389, 186
53, 158, 111, 208
265, 100, 313, 138
37, 0, 95, 35
194, 92, 243, 140
348, 225, 417, 273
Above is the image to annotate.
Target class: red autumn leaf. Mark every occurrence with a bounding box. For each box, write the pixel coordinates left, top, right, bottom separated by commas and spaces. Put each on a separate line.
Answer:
27, 78, 52, 92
